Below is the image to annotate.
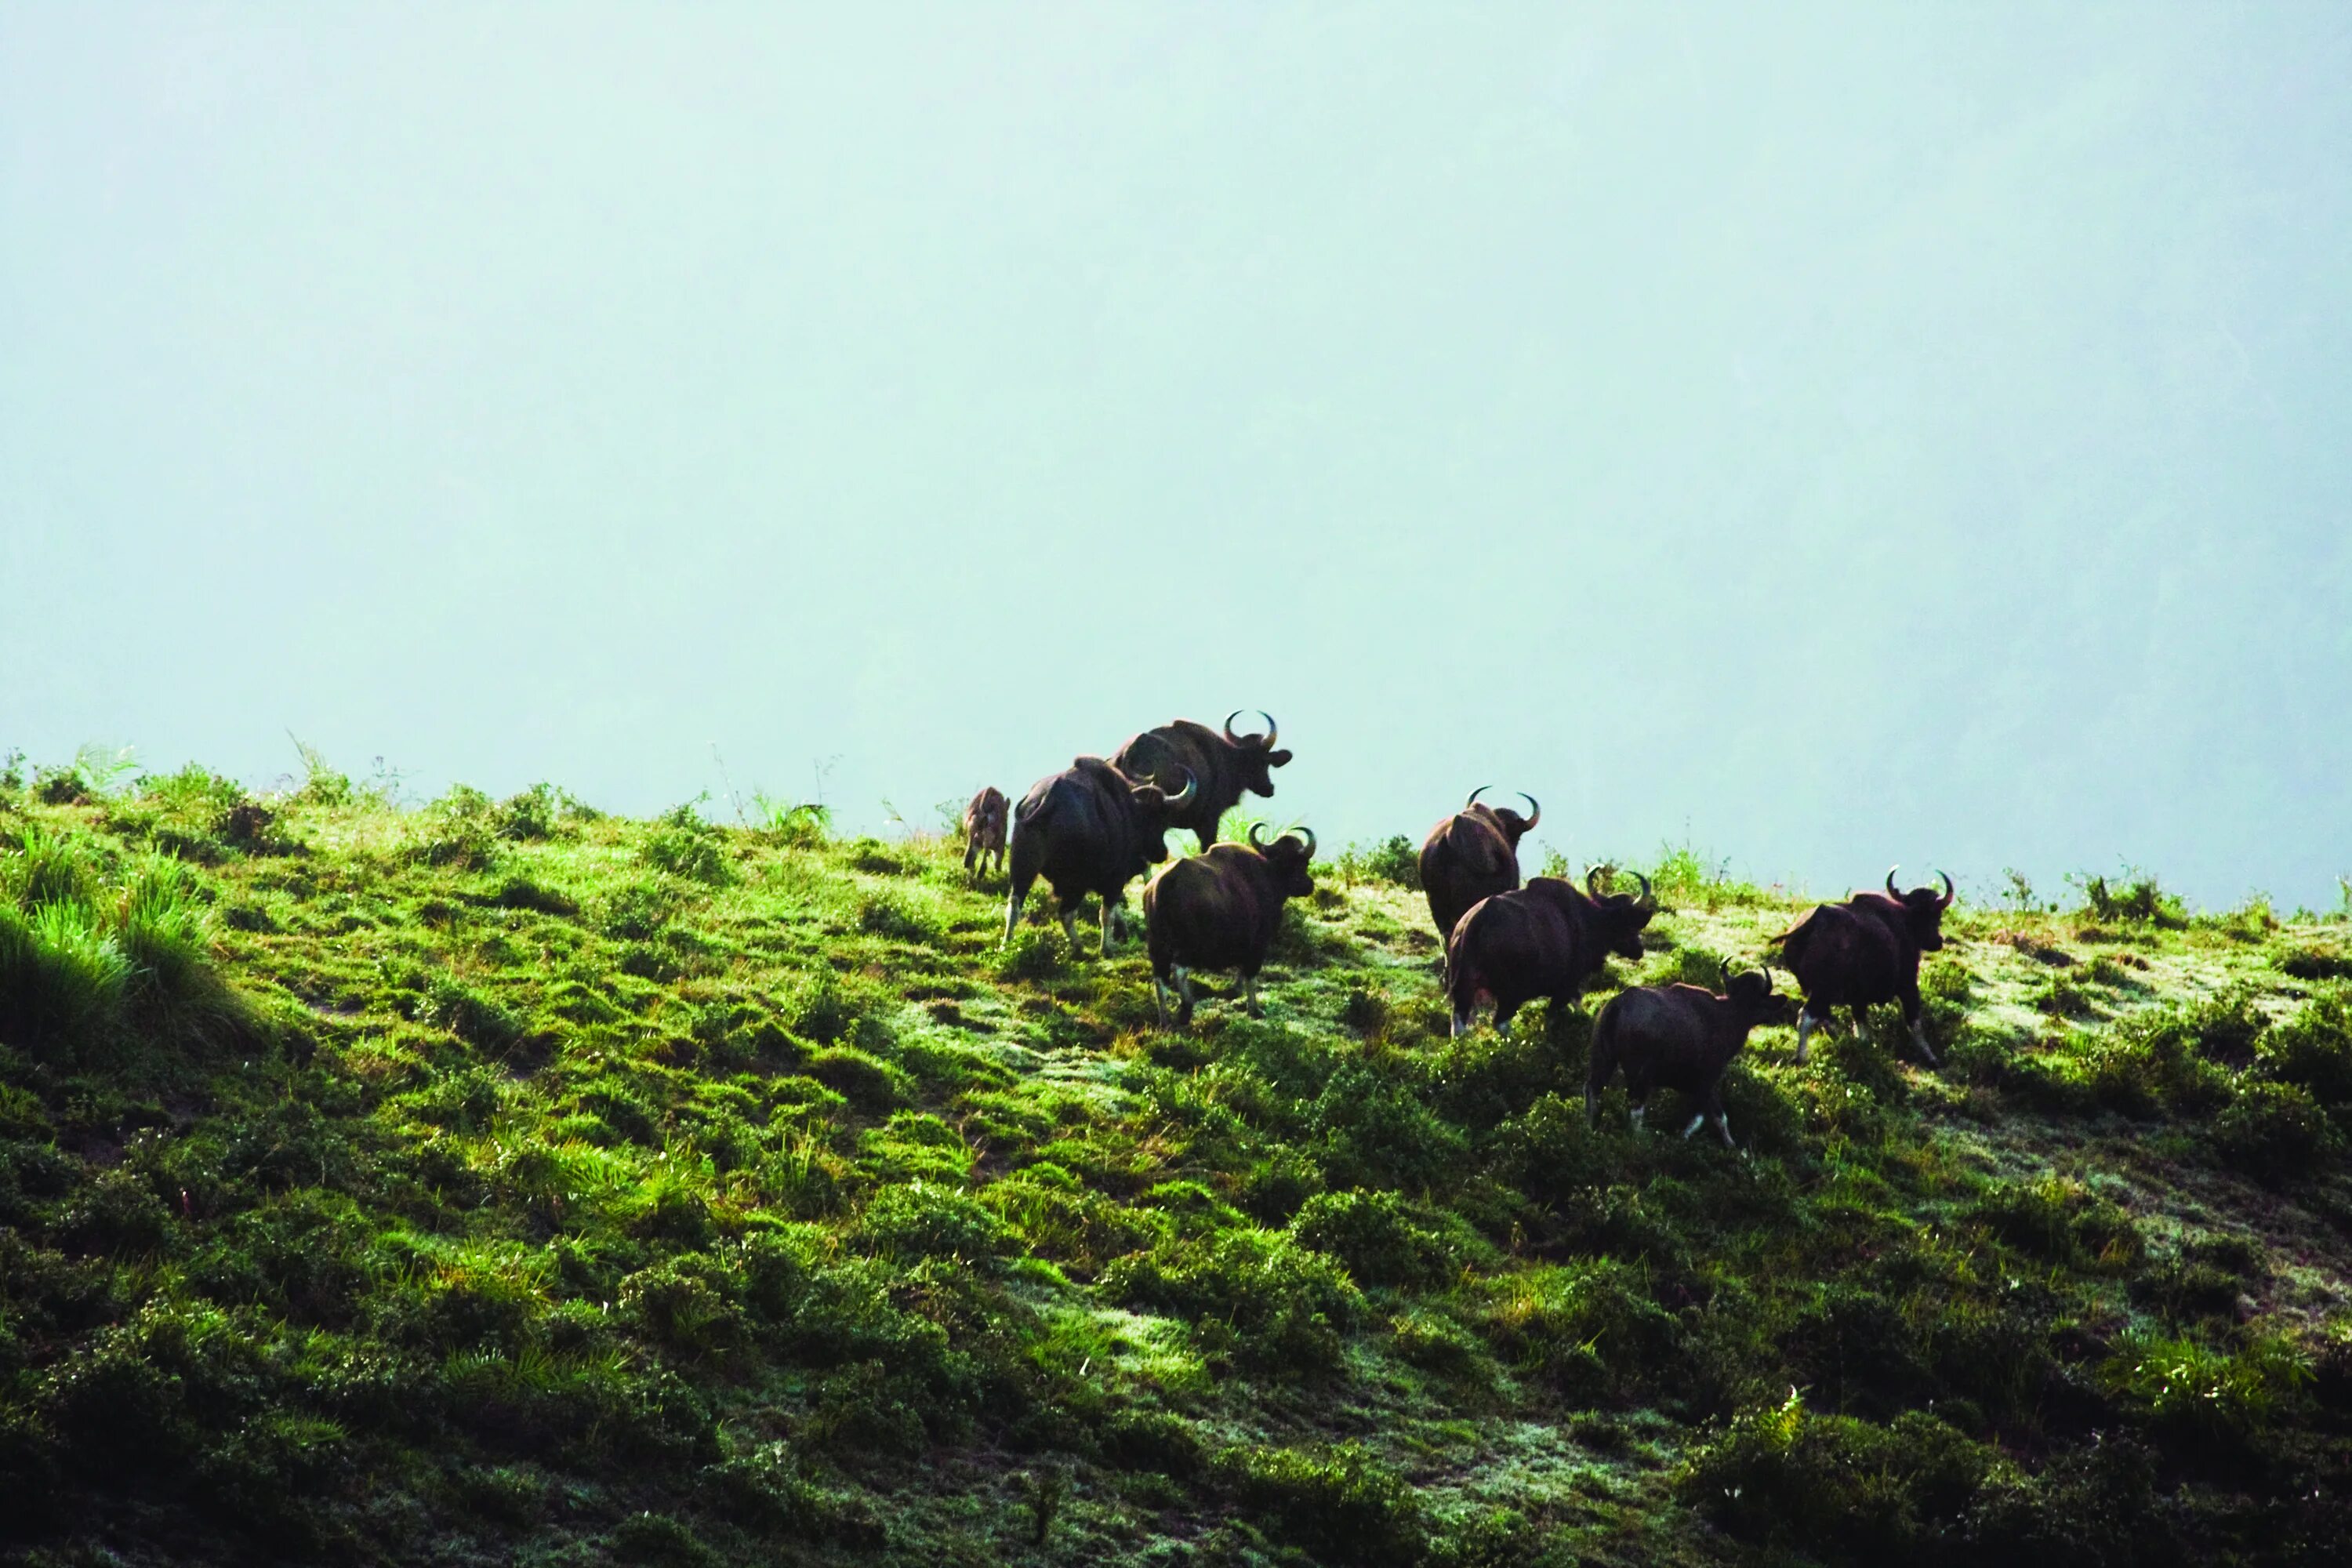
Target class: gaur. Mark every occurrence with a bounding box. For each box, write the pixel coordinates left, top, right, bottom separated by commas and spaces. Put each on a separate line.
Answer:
1419, 785, 1539, 942
962, 786, 1007, 881
1777, 866, 1956, 1064
1587, 960, 1795, 1148
1142, 824, 1318, 1027
1446, 868, 1657, 1036
1110, 711, 1291, 853
1004, 758, 1196, 956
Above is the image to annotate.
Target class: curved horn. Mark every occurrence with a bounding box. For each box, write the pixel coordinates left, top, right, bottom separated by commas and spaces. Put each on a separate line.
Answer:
1886, 865, 1902, 897
1719, 956, 1736, 992
1632, 870, 1656, 912
1517, 793, 1540, 831
1163, 767, 1198, 811
1249, 820, 1272, 850
1465, 784, 1493, 811
1936, 869, 1955, 909
1224, 709, 1276, 750
1585, 865, 1606, 897
1290, 826, 1317, 859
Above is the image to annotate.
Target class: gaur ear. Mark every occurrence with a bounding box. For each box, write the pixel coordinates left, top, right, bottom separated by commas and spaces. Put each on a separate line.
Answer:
1266, 749, 1294, 768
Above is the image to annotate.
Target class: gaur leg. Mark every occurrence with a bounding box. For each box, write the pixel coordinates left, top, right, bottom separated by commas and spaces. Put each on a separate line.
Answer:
964, 837, 978, 876
1795, 1006, 1830, 1062
1244, 975, 1262, 1018
1061, 897, 1082, 955
1099, 897, 1117, 956
1176, 967, 1197, 1026
1630, 1098, 1648, 1134
1701, 1085, 1736, 1149
1003, 883, 1029, 945
1900, 986, 1940, 1065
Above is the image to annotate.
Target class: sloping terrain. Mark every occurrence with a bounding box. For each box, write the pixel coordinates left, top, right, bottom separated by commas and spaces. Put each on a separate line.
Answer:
3, 757, 2350, 1566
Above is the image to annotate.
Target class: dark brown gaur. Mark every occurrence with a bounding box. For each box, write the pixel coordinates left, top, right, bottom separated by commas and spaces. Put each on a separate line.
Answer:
1142, 823, 1318, 1026
1446, 866, 1657, 1036
1419, 786, 1540, 946
1004, 758, 1197, 956
1777, 866, 1957, 1064
1587, 958, 1795, 1147
962, 786, 1007, 882
1109, 712, 1292, 853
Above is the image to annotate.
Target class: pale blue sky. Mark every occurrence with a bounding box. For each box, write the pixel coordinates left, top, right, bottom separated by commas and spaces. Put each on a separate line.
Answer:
4, 5, 2347, 907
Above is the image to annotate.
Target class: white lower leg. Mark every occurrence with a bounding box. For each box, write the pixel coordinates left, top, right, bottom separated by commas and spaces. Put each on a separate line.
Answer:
1246, 975, 1261, 1016
1630, 1105, 1647, 1133
1795, 1013, 1817, 1062
1714, 1113, 1737, 1150
1682, 1114, 1706, 1139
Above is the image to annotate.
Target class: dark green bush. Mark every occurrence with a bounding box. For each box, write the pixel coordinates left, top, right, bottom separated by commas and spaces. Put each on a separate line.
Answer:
1102, 1229, 1365, 1376
2214, 1081, 2340, 1182
1287, 1189, 1468, 1290
1216, 1441, 1426, 1567
1681, 1395, 1997, 1564
2255, 993, 2352, 1105
855, 1181, 1011, 1265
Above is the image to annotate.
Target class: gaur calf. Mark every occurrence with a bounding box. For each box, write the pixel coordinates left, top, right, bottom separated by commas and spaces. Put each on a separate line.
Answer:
1587, 961, 1794, 1148
1419, 786, 1539, 944
1142, 825, 1316, 1027
962, 786, 1007, 881
1777, 866, 1955, 1064
1446, 868, 1657, 1036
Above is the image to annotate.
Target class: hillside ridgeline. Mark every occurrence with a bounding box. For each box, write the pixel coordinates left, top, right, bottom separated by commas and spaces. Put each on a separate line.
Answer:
3, 758, 2351, 1566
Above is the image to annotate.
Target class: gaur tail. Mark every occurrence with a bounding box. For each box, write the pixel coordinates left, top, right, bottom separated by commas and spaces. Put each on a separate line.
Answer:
1445, 931, 1480, 1037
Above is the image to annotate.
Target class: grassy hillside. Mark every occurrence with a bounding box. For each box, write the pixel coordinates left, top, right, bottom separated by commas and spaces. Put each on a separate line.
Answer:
3, 754, 2351, 1566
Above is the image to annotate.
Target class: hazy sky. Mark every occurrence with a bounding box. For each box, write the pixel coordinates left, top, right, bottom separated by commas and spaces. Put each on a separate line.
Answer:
4, 4, 2347, 908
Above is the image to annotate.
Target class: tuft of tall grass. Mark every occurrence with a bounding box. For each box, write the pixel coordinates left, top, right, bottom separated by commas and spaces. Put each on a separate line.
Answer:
0, 898, 132, 1054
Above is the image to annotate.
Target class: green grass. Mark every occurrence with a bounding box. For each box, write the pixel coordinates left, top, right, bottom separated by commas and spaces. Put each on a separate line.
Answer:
1, 764, 2350, 1565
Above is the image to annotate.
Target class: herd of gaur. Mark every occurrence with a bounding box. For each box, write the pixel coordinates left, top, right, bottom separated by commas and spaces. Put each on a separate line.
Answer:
962, 713, 1959, 1149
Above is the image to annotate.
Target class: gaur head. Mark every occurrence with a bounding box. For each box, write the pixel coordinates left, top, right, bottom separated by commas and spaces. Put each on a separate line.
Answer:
1225, 710, 1294, 796
1248, 822, 1318, 898
1464, 784, 1539, 845
1584, 866, 1659, 959
1719, 959, 1797, 1029
1127, 768, 1200, 862
1885, 866, 1957, 951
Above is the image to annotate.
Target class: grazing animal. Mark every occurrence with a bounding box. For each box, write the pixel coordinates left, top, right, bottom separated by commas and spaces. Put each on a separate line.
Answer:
1586, 960, 1795, 1147
1004, 758, 1196, 956
1143, 825, 1318, 1026
1776, 866, 1956, 1064
1446, 869, 1658, 1036
1109, 712, 1292, 852
962, 786, 1007, 881
1419, 786, 1540, 942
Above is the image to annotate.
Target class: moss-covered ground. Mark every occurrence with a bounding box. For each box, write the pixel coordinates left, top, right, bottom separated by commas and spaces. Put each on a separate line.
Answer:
4, 756, 2351, 1565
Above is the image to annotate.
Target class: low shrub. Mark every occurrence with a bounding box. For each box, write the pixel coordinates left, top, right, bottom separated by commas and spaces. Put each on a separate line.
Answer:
1287, 1189, 1468, 1290
1680, 1392, 1997, 1563
642, 805, 731, 886
1215, 1441, 1426, 1567
2214, 1081, 2340, 1182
